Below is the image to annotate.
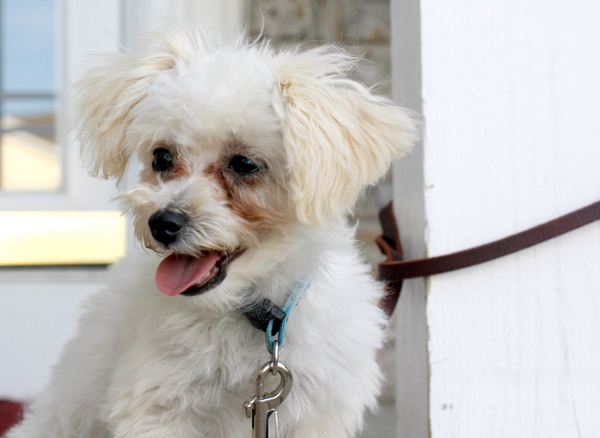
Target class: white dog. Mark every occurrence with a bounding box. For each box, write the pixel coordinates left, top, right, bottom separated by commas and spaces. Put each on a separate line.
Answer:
8, 26, 416, 438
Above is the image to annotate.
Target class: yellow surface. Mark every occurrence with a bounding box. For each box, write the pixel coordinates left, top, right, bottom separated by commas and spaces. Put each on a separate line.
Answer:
0, 211, 126, 265
1, 127, 61, 191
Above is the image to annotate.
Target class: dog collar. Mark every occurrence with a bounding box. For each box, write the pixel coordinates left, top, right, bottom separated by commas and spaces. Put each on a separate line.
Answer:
242, 298, 286, 335
242, 281, 310, 353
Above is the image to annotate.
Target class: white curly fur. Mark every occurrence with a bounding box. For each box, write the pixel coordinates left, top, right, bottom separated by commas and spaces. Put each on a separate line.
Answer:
7, 25, 416, 438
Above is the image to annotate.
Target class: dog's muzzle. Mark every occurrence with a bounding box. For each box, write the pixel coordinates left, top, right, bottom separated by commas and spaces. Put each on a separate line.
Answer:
148, 209, 188, 247
147, 208, 246, 297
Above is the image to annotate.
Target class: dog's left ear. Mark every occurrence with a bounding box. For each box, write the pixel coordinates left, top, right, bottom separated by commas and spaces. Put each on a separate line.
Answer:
277, 48, 418, 225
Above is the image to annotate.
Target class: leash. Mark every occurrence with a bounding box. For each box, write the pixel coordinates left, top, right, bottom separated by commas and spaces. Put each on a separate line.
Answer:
376, 200, 600, 317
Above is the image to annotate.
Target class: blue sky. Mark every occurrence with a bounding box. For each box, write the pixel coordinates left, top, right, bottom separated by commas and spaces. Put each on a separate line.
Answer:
2, 0, 56, 116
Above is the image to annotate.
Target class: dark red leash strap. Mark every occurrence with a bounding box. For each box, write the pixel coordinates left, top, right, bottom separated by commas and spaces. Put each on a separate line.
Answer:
376, 200, 600, 317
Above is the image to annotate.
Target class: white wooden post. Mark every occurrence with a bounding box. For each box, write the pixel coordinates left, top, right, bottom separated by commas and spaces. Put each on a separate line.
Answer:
391, 0, 600, 436
390, 0, 430, 435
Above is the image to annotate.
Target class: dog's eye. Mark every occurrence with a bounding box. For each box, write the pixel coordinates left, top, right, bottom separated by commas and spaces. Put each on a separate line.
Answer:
228, 155, 260, 176
152, 148, 174, 172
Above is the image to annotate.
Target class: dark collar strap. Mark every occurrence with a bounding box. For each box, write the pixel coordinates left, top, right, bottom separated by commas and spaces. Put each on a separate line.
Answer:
376, 200, 600, 317
242, 298, 286, 335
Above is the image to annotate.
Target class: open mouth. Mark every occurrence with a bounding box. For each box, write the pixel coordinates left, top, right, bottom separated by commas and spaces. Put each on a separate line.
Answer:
155, 249, 243, 296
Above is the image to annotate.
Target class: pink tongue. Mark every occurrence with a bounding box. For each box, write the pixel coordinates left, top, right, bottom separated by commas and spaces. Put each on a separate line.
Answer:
156, 253, 220, 296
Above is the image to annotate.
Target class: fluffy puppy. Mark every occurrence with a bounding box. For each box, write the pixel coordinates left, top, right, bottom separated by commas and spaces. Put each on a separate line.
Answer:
8, 26, 416, 438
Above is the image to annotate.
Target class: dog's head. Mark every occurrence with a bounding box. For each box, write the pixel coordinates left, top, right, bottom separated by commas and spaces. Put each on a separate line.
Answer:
75, 26, 417, 299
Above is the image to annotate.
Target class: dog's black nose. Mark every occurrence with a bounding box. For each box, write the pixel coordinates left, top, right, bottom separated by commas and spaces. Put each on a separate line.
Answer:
148, 209, 188, 246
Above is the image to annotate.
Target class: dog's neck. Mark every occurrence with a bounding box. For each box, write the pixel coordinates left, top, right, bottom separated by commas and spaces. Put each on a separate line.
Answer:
165, 225, 350, 321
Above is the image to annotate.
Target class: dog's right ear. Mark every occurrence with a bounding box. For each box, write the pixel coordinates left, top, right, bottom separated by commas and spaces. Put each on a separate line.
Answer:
74, 27, 202, 180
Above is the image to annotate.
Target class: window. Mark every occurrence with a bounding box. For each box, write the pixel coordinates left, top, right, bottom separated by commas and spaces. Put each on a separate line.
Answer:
0, 0, 126, 266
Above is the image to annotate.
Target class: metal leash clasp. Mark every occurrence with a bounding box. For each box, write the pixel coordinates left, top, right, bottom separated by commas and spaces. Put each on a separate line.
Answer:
244, 341, 293, 438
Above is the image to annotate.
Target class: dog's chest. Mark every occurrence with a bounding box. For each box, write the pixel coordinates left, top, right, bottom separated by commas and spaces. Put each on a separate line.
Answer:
114, 310, 266, 403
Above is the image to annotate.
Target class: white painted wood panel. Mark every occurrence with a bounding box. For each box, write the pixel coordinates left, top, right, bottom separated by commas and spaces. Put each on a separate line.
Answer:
392, 0, 600, 436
